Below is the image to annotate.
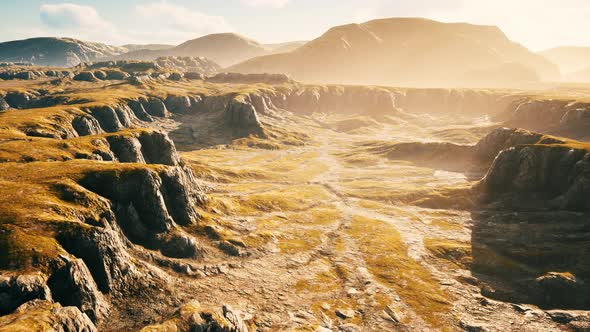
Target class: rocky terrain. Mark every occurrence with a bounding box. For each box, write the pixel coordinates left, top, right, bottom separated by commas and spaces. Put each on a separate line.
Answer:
229, 18, 559, 87
0, 61, 590, 331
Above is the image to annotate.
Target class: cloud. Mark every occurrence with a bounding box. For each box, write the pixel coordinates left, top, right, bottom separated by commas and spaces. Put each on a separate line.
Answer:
240, 0, 290, 8
134, 1, 232, 41
39, 3, 121, 42
40, 3, 112, 30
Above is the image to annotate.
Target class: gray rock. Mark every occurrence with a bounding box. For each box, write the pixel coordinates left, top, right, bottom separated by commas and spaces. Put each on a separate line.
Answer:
0, 97, 10, 111
0, 300, 97, 332
0, 273, 52, 315
74, 71, 99, 82
93, 70, 107, 80
88, 106, 124, 132
165, 95, 192, 114
72, 115, 103, 136
47, 256, 110, 323
106, 135, 146, 163
144, 98, 170, 118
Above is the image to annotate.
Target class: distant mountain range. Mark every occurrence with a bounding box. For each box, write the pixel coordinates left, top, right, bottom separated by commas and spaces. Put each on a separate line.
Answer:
540, 46, 590, 81
0, 37, 127, 67
115, 33, 306, 67
229, 18, 560, 87
2, 18, 590, 86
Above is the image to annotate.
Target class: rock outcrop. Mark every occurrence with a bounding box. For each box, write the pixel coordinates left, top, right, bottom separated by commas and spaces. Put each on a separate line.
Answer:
74, 71, 99, 82
0, 300, 97, 332
0, 273, 52, 315
47, 256, 109, 323
140, 301, 252, 332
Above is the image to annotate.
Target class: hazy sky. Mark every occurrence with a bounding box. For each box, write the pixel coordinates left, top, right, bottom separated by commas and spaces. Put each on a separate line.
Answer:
0, 0, 588, 50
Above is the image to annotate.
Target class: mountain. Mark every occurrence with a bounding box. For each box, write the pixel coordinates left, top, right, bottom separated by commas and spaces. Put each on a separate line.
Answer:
121, 44, 174, 52
116, 33, 270, 67
264, 41, 307, 54
229, 18, 560, 87
567, 66, 590, 82
540, 46, 590, 76
0, 37, 127, 67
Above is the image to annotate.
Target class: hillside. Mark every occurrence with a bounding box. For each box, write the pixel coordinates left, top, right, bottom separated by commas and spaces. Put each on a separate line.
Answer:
0, 37, 127, 67
229, 18, 560, 87
540, 46, 590, 75
121, 44, 174, 52
116, 33, 270, 67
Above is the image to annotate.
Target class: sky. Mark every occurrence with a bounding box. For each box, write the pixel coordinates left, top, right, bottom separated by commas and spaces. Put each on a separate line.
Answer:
0, 0, 589, 51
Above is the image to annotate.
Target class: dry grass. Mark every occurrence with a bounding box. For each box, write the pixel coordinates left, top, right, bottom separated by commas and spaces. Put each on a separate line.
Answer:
346, 215, 452, 329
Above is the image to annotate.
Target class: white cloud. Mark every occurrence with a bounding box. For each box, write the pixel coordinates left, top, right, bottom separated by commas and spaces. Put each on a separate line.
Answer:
39, 3, 122, 43
240, 0, 290, 8
134, 1, 232, 41
40, 3, 111, 30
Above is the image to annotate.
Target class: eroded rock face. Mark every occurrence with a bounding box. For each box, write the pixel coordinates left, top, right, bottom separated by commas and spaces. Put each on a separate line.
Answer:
89, 106, 125, 132
128, 99, 153, 122
78, 167, 202, 248
47, 256, 109, 323
0, 273, 52, 315
138, 131, 181, 166
474, 127, 565, 163
143, 98, 170, 118
0, 300, 97, 332
471, 210, 590, 309
72, 115, 103, 136
106, 135, 146, 163
225, 99, 263, 137
4, 91, 31, 109
57, 226, 147, 295
165, 96, 192, 114
481, 145, 590, 210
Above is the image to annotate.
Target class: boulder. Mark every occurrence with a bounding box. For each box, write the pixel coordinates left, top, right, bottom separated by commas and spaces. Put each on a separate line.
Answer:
104, 70, 129, 80
0, 300, 97, 332
93, 70, 108, 80
4, 91, 31, 109
168, 72, 184, 81
0, 97, 9, 111
534, 272, 584, 308
160, 233, 200, 259
74, 71, 99, 82
184, 72, 205, 80
0, 273, 52, 315
140, 301, 251, 332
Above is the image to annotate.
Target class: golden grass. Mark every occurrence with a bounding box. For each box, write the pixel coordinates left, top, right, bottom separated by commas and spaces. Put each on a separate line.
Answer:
346, 215, 452, 329
424, 238, 472, 269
